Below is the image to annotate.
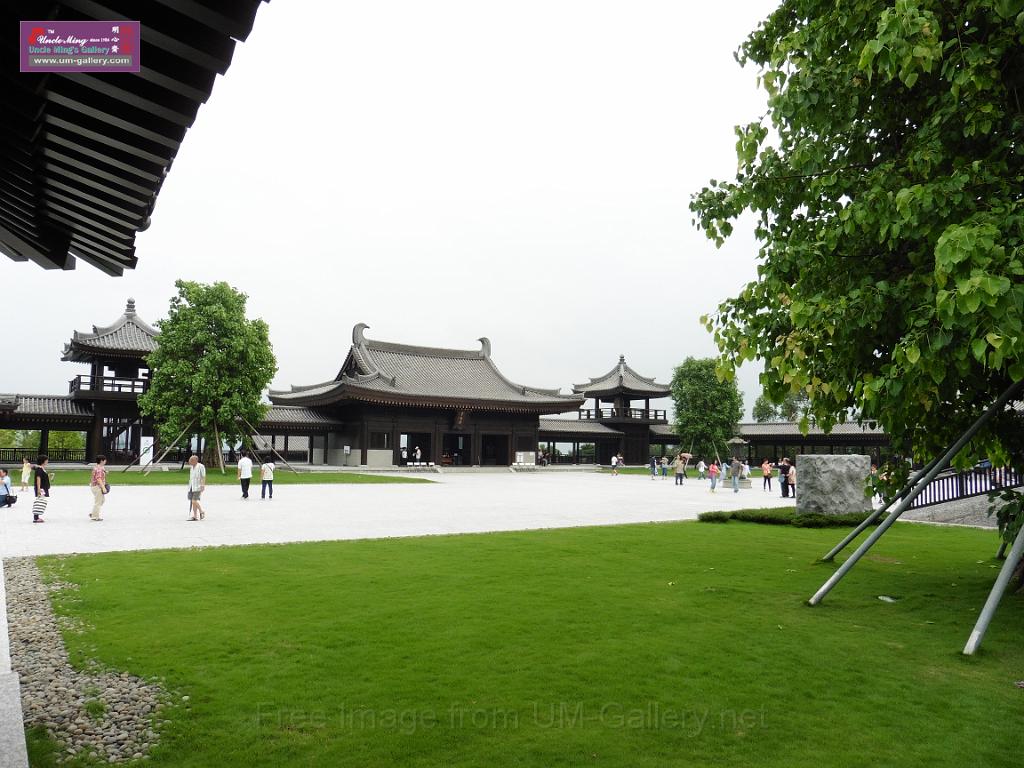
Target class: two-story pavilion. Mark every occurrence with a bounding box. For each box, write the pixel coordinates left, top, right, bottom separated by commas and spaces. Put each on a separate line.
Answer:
537, 356, 672, 464
269, 324, 585, 466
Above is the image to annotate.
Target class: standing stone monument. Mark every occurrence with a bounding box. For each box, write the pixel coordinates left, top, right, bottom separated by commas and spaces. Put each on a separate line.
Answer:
795, 454, 872, 515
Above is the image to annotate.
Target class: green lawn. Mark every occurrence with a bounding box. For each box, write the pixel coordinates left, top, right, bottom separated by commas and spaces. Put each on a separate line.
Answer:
40, 469, 430, 487
32, 522, 1023, 767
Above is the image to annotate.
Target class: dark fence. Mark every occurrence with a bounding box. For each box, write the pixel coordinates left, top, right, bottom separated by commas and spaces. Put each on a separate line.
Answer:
909, 466, 1022, 510
578, 408, 667, 421
0, 448, 88, 463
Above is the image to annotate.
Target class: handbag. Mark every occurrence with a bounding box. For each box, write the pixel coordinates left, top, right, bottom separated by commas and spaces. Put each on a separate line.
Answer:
104, 483, 111, 493
3, 494, 15, 506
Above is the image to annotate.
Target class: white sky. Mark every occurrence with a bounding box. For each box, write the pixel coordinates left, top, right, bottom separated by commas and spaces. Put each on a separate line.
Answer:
5, 0, 778, 418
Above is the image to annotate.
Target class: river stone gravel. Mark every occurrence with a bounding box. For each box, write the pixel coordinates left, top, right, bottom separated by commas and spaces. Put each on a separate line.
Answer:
4, 556, 170, 763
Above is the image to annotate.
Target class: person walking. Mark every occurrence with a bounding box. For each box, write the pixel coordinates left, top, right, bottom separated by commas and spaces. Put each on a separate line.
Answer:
761, 459, 773, 493
610, 453, 619, 476
708, 460, 719, 492
414, 446, 422, 463
33, 455, 50, 523
89, 455, 108, 521
730, 456, 742, 493
237, 452, 253, 499
187, 454, 206, 521
649, 455, 658, 480
660, 456, 669, 479
697, 459, 707, 480
261, 459, 275, 499
20, 457, 32, 492
788, 463, 797, 499
673, 454, 686, 486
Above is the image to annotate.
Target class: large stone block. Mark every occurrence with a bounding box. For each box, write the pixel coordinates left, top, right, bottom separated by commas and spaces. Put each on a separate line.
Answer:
795, 454, 872, 515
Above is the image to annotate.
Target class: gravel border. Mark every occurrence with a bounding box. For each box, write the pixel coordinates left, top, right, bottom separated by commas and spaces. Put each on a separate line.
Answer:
4, 557, 170, 763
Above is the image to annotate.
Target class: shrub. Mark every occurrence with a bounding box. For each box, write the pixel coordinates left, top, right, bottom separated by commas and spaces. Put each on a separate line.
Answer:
697, 511, 733, 523
697, 508, 879, 528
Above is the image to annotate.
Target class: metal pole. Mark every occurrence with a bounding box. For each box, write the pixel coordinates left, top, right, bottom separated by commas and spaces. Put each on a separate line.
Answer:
139, 420, 195, 475
820, 454, 943, 562
963, 523, 1024, 655
241, 417, 302, 474
808, 379, 1023, 606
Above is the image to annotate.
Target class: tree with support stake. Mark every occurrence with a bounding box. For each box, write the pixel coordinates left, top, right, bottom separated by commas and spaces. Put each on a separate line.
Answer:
138, 280, 276, 475
692, 1, 1024, 653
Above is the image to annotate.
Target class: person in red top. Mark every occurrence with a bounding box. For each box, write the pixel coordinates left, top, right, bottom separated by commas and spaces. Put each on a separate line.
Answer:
90, 455, 108, 521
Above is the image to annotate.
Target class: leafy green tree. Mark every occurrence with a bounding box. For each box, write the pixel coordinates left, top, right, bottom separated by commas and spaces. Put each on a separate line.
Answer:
691, 1, 1024, 530
139, 281, 276, 466
753, 392, 810, 422
671, 358, 743, 461
49, 432, 85, 450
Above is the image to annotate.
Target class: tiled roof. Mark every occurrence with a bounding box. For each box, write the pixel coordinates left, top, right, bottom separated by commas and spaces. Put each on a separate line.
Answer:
649, 424, 678, 438
270, 324, 585, 413
62, 299, 159, 361
0, 0, 269, 274
737, 421, 887, 439
0, 394, 93, 422
538, 419, 624, 436
259, 405, 343, 429
573, 356, 670, 397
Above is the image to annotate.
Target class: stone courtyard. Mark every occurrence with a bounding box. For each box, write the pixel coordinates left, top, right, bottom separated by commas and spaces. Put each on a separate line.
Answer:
0, 472, 795, 558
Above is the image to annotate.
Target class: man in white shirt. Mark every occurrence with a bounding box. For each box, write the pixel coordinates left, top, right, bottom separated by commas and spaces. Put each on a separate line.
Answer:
260, 460, 275, 500
187, 455, 206, 521
237, 453, 254, 499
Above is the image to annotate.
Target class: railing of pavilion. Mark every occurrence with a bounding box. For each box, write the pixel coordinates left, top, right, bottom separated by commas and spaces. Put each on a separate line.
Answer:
68, 375, 149, 395
0, 448, 87, 463
907, 465, 1023, 510
577, 408, 667, 420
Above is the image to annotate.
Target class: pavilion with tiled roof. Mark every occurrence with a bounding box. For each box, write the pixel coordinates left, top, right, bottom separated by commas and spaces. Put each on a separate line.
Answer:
570, 355, 672, 464
270, 324, 584, 466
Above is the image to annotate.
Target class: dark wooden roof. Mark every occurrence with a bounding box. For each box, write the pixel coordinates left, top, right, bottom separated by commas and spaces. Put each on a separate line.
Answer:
573, 355, 670, 398
62, 298, 159, 361
260, 405, 343, 431
737, 421, 887, 440
1, 0, 269, 275
0, 393, 94, 428
538, 419, 624, 437
270, 324, 585, 414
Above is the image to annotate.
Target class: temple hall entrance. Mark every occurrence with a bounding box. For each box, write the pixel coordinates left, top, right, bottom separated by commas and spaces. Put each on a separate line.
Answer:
400, 432, 432, 464
481, 434, 510, 466
441, 433, 470, 466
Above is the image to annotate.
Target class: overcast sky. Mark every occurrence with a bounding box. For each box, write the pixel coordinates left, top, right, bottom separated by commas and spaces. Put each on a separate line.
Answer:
6, 0, 779, 418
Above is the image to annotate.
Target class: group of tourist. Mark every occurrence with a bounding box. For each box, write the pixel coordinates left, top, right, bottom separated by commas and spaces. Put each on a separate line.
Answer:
0, 455, 63, 523
1, 451, 278, 525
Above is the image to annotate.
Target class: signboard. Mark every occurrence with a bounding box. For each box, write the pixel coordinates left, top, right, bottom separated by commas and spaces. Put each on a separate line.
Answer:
21, 21, 140, 73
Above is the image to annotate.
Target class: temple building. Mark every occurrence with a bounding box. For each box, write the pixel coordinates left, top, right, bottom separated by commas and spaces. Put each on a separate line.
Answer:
269, 324, 584, 466
0, 300, 889, 466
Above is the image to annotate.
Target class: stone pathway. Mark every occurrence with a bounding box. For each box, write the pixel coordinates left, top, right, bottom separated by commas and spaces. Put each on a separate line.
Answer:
4, 558, 168, 763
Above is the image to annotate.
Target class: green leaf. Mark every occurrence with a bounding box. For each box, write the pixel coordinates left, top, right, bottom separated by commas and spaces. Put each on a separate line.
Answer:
905, 344, 921, 364
971, 338, 988, 361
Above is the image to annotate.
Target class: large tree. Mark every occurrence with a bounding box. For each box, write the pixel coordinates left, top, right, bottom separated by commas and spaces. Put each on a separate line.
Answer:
671, 357, 743, 461
753, 391, 809, 422
139, 281, 276, 462
691, 1, 1024, 495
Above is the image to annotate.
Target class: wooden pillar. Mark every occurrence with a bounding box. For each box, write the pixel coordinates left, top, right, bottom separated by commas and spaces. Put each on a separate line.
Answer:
283, 435, 289, 458
472, 426, 481, 466
87, 416, 103, 460
360, 422, 368, 466
38, 428, 50, 457
308, 433, 314, 464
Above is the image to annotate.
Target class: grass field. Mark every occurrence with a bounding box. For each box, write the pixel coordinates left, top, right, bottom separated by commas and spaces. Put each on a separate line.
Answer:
30, 521, 1023, 767
32, 469, 431, 487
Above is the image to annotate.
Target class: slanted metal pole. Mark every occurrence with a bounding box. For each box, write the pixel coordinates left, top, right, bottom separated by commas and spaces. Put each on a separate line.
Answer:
963, 523, 1024, 655
138, 420, 195, 475
821, 454, 943, 562
808, 379, 1024, 606
242, 417, 302, 474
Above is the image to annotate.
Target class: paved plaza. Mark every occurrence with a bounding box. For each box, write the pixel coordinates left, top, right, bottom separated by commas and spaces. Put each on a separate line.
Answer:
0, 472, 795, 558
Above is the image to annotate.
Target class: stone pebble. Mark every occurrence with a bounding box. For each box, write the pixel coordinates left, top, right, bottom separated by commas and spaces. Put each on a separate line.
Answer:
4, 557, 171, 764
